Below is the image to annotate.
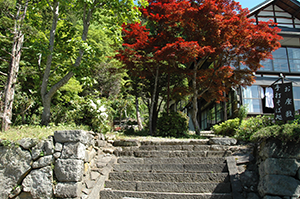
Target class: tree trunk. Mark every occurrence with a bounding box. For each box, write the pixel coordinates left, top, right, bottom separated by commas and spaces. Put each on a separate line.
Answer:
40, 1, 92, 125
41, 96, 51, 126
40, 0, 59, 126
135, 95, 143, 131
149, 67, 159, 136
2, 1, 28, 131
167, 73, 170, 114
191, 65, 201, 135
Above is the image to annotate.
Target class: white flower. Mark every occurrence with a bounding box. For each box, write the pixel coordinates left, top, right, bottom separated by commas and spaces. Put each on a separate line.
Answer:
90, 100, 97, 110
99, 105, 106, 112
100, 112, 108, 119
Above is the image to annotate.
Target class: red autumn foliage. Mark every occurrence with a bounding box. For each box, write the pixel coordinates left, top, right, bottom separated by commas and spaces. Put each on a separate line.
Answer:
115, 0, 282, 132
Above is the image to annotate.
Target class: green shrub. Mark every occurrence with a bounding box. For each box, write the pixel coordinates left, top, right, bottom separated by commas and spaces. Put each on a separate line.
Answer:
250, 124, 300, 142
250, 125, 281, 141
123, 127, 149, 137
156, 111, 189, 138
281, 124, 300, 141
212, 118, 240, 137
235, 115, 276, 141
238, 105, 248, 124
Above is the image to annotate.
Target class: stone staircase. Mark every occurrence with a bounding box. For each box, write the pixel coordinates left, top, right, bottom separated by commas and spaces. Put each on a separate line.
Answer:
100, 136, 239, 199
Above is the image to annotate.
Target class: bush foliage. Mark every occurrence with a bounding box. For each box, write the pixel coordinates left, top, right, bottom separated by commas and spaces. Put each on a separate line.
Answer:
211, 114, 300, 142
212, 118, 240, 137
235, 115, 276, 141
156, 111, 189, 138
250, 124, 300, 142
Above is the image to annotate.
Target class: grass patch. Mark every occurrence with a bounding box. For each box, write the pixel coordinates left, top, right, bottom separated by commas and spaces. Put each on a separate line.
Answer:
0, 124, 89, 142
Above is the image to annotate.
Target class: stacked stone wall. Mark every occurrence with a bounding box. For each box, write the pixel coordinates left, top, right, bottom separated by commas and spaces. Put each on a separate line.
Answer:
257, 139, 300, 199
0, 130, 113, 199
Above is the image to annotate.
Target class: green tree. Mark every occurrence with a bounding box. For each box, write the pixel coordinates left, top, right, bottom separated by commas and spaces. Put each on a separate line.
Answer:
39, 0, 146, 125
0, 0, 29, 131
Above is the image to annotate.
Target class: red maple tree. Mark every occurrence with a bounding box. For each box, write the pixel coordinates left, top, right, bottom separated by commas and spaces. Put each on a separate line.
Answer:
116, 0, 282, 135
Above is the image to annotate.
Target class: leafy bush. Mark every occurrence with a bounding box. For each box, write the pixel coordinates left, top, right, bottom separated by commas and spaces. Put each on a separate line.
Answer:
235, 115, 276, 141
80, 98, 113, 133
212, 118, 240, 137
238, 105, 248, 124
156, 111, 189, 138
123, 127, 149, 137
250, 124, 300, 142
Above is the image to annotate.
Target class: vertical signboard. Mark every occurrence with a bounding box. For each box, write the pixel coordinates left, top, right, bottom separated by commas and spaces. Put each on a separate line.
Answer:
272, 82, 295, 121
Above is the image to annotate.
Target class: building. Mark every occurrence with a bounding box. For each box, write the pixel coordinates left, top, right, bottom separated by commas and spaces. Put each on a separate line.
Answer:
189, 0, 300, 130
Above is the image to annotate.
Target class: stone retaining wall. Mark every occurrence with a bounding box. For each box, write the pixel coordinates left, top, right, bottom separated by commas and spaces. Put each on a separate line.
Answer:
257, 139, 300, 199
0, 130, 113, 199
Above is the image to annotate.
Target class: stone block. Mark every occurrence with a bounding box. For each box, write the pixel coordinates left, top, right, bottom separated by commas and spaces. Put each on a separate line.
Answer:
263, 196, 281, 199
14, 192, 33, 199
54, 130, 89, 144
85, 148, 96, 163
54, 159, 84, 182
259, 158, 300, 177
259, 139, 300, 159
22, 166, 53, 199
0, 146, 32, 198
55, 142, 63, 152
61, 142, 85, 160
90, 171, 100, 180
32, 155, 54, 169
31, 141, 44, 160
113, 139, 140, 147
18, 138, 37, 149
54, 182, 82, 198
247, 192, 260, 199
209, 137, 237, 146
53, 152, 61, 159
95, 140, 106, 147
43, 137, 54, 155
258, 174, 300, 197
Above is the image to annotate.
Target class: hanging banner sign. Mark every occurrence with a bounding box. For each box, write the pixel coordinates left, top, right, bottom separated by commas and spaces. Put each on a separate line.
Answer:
272, 82, 295, 121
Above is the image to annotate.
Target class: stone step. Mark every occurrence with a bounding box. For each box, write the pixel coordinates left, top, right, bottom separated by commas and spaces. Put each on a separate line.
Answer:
113, 163, 228, 173
117, 157, 226, 165
114, 150, 232, 158
138, 145, 229, 151
108, 172, 229, 183
139, 139, 210, 146
104, 181, 231, 193
100, 190, 232, 199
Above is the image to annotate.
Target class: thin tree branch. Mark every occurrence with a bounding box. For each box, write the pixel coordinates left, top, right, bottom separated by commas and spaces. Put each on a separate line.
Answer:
0, 57, 9, 64
0, 71, 8, 76
46, 0, 53, 11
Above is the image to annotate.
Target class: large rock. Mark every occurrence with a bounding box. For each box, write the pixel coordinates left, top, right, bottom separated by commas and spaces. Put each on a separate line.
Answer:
263, 196, 281, 199
31, 141, 45, 161
22, 166, 53, 199
258, 174, 300, 197
43, 137, 54, 155
54, 182, 82, 198
32, 155, 54, 169
54, 159, 84, 182
209, 137, 237, 146
55, 142, 63, 152
259, 139, 300, 159
259, 158, 300, 177
18, 138, 37, 149
0, 145, 32, 198
54, 130, 89, 144
61, 142, 86, 160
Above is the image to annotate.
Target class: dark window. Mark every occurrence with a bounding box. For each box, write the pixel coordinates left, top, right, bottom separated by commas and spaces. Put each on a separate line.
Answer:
288, 48, 300, 73
259, 47, 300, 73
